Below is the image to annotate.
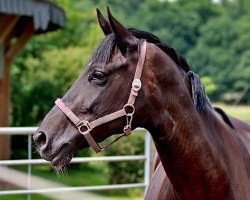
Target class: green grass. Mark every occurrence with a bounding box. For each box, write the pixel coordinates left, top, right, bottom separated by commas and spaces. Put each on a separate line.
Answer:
12, 163, 108, 188
0, 194, 142, 200
107, 197, 142, 200
214, 103, 250, 121
12, 161, 144, 200
0, 194, 53, 200
29, 164, 107, 186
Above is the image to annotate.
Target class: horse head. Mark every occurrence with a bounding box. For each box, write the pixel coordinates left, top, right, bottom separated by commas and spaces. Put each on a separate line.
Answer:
33, 7, 203, 170
33, 8, 159, 168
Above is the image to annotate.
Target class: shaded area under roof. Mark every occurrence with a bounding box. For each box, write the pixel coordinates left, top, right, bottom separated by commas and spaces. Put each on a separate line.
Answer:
0, 0, 65, 33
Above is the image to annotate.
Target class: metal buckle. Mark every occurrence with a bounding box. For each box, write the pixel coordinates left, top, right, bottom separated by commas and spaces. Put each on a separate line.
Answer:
123, 110, 134, 136
77, 121, 91, 135
123, 125, 131, 135
132, 79, 141, 91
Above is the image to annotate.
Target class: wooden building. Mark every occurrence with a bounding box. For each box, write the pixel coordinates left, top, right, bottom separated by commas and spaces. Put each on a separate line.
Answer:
0, 0, 65, 159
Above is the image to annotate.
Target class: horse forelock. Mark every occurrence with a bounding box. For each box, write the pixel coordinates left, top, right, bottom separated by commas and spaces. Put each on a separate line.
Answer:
89, 34, 116, 68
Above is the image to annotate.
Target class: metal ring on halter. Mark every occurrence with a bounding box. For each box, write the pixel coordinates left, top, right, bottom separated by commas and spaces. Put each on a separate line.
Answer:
123, 104, 135, 115
77, 121, 91, 135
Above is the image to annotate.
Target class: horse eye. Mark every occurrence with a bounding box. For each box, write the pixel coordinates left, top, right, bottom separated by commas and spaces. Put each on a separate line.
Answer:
91, 70, 106, 80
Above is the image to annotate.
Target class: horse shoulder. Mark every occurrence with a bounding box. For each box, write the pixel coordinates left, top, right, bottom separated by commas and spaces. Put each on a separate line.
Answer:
145, 161, 179, 200
230, 116, 250, 153
214, 107, 250, 153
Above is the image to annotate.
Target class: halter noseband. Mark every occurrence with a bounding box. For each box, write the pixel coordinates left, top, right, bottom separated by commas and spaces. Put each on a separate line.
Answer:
55, 40, 147, 153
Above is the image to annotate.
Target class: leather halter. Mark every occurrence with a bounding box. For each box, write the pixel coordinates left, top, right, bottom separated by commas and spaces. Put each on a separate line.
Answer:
55, 40, 147, 153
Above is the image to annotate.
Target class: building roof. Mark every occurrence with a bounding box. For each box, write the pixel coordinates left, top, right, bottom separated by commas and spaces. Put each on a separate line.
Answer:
0, 0, 65, 34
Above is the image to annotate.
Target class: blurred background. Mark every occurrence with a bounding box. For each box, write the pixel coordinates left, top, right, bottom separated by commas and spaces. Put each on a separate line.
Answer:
0, 0, 249, 199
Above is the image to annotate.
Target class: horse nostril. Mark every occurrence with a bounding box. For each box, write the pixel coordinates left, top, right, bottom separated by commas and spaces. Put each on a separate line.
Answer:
33, 131, 47, 147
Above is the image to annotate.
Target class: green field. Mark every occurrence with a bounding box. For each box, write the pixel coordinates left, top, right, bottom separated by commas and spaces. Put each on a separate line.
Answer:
9, 160, 144, 200
0, 195, 53, 200
214, 104, 250, 121
0, 193, 142, 200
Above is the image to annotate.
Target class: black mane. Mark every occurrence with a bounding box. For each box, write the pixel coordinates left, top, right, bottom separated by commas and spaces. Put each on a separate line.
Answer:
90, 28, 190, 72
128, 28, 190, 73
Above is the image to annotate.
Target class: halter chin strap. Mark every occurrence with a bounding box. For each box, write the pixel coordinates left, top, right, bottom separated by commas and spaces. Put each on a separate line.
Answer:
55, 40, 147, 153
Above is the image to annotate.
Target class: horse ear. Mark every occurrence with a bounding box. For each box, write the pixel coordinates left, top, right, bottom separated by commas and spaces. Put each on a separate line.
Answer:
96, 8, 112, 35
107, 6, 138, 50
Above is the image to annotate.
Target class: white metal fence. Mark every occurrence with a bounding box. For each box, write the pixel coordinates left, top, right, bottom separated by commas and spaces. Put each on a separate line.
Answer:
0, 127, 151, 199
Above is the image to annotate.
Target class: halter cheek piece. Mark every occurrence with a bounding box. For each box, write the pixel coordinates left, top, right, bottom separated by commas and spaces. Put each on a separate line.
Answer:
55, 40, 147, 153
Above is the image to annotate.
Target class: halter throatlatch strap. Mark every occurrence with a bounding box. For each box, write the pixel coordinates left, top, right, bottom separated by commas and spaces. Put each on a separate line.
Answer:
55, 40, 147, 153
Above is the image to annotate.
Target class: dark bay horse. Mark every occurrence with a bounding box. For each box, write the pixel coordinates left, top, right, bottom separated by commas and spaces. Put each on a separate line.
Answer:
33, 8, 250, 200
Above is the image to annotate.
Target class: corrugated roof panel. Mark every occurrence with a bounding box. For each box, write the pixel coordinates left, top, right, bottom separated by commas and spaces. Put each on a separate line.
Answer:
0, 0, 65, 33
12, 0, 18, 14
4, 0, 11, 13
23, 0, 32, 16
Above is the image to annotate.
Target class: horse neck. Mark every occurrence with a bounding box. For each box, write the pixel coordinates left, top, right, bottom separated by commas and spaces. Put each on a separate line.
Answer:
142, 48, 250, 199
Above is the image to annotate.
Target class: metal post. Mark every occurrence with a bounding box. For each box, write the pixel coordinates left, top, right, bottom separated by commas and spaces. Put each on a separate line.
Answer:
144, 131, 151, 195
27, 134, 32, 200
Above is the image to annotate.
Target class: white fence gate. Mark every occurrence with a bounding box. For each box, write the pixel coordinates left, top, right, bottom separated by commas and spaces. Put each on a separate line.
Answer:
0, 127, 151, 199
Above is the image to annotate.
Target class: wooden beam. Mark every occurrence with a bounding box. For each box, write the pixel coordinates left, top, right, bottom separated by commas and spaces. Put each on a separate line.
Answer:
0, 15, 20, 44
0, 19, 34, 159
0, 44, 3, 79
6, 20, 35, 63
0, 50, 11, 159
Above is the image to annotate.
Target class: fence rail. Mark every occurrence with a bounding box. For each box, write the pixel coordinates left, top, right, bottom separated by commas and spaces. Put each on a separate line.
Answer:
0, 183, 147, 195
0, 127, 151, 198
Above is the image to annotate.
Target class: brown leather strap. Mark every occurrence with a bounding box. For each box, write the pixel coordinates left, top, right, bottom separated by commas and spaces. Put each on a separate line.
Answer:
127, 40, 147, 105
79, 109, 127, 152
55, 99, 81, 125
90, 109, 126, 128
84, 133, 102, 152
